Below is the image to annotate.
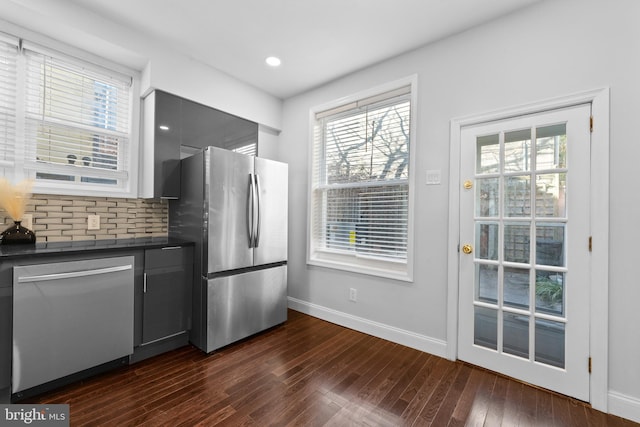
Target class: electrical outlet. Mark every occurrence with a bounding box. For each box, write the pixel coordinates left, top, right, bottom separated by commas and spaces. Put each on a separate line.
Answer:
87, 215, 100, 230
349, 288, 357, 302
22, 214, 33, 230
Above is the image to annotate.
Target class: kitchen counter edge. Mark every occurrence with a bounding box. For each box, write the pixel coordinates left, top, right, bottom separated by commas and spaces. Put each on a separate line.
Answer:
0, 237, 194, 260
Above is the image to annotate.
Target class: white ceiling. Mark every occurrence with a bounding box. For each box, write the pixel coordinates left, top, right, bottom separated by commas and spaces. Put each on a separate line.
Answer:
9, 0, 541, 99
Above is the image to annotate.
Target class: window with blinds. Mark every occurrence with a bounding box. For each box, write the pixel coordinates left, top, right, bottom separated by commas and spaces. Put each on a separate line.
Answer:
0, 32, 135, 195
23, 43, 131, 187
0, 35, 18, 173
309, 81, 415, 279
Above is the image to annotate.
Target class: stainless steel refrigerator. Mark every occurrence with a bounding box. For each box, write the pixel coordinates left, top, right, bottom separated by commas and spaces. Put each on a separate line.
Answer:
169, 146, 288, 353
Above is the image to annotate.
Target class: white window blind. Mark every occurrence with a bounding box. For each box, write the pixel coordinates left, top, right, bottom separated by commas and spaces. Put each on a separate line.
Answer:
22, 42, 131, 187
310, 83, 413, 278
0, 34, 18, 171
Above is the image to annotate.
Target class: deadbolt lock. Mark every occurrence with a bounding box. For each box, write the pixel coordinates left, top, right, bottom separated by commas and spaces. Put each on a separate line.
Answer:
462, 244, 473, 255
463, 180, 473, 189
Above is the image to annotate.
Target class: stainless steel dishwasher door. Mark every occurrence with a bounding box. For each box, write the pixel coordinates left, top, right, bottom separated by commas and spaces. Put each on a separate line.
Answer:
12, 256, 134, 394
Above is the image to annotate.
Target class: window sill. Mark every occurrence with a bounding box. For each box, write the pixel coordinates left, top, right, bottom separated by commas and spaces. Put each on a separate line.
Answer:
308, 251, 413, 283
33, 180, 137, 199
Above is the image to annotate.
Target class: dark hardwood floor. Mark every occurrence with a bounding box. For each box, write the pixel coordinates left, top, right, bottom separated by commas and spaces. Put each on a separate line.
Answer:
26, 310, 637, 426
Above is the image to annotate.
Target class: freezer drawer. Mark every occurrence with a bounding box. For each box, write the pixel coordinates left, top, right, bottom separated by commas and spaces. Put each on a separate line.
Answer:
206, 265, 287, 353
12, 257, 134, 394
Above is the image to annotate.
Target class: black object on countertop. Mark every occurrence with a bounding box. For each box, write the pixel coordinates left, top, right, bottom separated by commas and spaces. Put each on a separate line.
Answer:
0, 221, 36, 245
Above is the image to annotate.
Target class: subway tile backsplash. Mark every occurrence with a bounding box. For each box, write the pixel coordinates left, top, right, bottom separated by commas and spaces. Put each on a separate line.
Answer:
0, 195, 168, 242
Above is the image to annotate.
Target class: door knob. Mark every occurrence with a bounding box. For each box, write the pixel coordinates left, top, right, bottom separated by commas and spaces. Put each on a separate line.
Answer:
462, 244, 473, 254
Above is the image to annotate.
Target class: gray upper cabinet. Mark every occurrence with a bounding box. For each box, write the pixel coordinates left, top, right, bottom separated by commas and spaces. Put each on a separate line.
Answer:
141, 91, 182, 199
140, 90, 258, 199
181, 97, 258, 153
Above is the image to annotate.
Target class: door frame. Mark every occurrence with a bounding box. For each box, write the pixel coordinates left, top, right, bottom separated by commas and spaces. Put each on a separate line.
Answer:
446, 88, 610, 411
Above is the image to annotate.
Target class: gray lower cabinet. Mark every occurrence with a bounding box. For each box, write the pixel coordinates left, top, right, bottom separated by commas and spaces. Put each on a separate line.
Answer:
131, 245, 193, 362
0, 239, 192, 400
0, 279, 10, 404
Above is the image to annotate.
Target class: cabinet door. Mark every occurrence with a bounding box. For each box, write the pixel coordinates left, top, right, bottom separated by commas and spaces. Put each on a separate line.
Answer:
142, 90, 259, 199
181, 97, 258, 153
0, 284, 10, 403
149, 91, 182, 198
143, 247, 193, 344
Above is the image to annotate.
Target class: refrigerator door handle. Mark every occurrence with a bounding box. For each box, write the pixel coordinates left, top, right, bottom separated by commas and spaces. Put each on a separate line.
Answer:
247, 173, 255, 248
254, 174, 261, 248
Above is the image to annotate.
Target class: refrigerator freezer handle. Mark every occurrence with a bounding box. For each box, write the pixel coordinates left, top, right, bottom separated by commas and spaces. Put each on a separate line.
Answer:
247, 174, 255, 248
254, 174, 261, 248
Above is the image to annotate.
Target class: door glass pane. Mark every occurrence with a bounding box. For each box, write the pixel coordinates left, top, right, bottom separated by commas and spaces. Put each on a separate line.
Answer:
504, 222, 530, 263
536, 224, 565, 267
476, 264, 498, 303
535, 318, 565, 368
504, 175, 531, 217
535, 173, 566, 217
476, 222, 498, 260
476, 178, 499, 217
535, 271, 564, 316
504, 266, 530, 310
504, 312, 529, 358
536, 124, 566, 169
504, 129, 531, 172
477, 134, 500, 174
474, 306, 497, 350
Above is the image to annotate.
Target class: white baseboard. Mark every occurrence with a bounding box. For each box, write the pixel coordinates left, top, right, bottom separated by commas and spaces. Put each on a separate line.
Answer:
609, 391, 640, 423
288, 297, 448, 359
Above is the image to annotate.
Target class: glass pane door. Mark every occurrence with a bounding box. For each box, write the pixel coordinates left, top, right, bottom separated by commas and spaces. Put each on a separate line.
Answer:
458, 105, 591, 401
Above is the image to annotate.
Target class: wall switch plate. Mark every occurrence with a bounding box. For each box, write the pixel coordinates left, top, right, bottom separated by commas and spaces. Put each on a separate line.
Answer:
22, 214, 33, 230
426, 169, 441, 185
87, 215, 100, 230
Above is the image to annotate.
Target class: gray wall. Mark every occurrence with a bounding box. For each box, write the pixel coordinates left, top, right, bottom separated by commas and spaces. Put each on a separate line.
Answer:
279, 0, 640, 420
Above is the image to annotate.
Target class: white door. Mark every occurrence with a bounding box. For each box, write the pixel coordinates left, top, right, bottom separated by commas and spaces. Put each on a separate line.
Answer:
458, 104, 591, 401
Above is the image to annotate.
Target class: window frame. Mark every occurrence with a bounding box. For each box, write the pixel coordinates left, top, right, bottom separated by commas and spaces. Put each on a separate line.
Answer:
0, 33, 18, 172
0, 31, 140, 198
307, 76, 417, 281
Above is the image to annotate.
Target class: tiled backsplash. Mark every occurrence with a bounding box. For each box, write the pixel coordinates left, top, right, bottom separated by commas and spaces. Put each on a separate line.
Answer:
0, 195, 168, 243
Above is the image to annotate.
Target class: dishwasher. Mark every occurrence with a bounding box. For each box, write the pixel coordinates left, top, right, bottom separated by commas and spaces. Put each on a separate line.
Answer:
12, 256, 134, 395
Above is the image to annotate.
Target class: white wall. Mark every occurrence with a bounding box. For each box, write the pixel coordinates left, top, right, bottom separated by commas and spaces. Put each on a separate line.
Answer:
280, 0, 640, 421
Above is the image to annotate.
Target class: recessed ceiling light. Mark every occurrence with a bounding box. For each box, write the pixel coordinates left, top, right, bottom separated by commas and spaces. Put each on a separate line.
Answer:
265, 56, 281, 67
159, 125, 170, 131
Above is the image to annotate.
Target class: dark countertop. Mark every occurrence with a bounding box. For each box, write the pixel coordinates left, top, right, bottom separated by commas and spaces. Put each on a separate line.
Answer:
0, 236, 193, 260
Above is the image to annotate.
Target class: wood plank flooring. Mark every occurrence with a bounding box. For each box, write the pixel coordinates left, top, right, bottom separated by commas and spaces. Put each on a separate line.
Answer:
25, 310, 637, 426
